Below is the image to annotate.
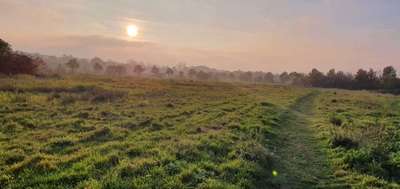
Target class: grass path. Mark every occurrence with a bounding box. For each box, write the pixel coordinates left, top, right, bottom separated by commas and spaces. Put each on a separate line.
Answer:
269, 92, 347, 189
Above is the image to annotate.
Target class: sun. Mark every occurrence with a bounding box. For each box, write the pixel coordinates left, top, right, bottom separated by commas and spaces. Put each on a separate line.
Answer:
126, 25, 139, 37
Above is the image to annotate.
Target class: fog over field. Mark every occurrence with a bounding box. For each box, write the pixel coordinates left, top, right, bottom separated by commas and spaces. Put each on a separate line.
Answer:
1, 0, 400, 72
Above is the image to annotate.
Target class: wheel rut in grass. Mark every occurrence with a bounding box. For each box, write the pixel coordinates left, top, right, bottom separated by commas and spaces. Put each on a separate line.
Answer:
269, 91, 339, 189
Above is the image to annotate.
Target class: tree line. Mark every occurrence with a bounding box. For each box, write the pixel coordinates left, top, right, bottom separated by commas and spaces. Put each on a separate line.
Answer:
302, 67, 399, 93
44, 55, 400, 94
1, 38, 399, 93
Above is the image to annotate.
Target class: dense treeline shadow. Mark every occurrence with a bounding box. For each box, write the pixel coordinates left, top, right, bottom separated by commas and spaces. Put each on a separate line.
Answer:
306, 68, 400, 94
1, 38, 399, 94
0, 39, 43, 75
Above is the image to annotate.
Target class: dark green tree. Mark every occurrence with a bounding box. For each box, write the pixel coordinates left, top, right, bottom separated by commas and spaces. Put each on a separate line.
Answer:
382, 66, 397, 90
308, 68, 326, 87
280, 72, 290, 83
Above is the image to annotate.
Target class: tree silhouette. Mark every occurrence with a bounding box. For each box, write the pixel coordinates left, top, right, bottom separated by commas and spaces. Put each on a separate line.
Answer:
65, 58, 79, 74
264, 72, 274, 83
354, 69, 370, 89
93, 62, 103, 73
280, 72, 290, 83
239, 71, 253, 82
366, 69, 379, 89
382, 66, 397, 90
196, 70, 210, 80
188, 69, 197, 79
0, 38, 11, 58
335, 71, 353, 89
166, 67, 174, 77
308, 69, 326, 87
178, 71, 185, 78
0, 39, 11, 69
56, 64, 67, 75
289, 72, 307, 86
0, 39, 42, 75
133, 64, 145, 75
151, 66, 160, 76
91, 57, 104, 73
106, 65, 126, 76
326, 69, 336, 87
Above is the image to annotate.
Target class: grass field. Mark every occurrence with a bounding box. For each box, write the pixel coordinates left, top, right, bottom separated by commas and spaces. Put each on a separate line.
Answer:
0, 75, 399, 188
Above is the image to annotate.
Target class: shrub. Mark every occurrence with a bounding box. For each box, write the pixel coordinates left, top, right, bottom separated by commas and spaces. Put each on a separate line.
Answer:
0, 40, 43, 75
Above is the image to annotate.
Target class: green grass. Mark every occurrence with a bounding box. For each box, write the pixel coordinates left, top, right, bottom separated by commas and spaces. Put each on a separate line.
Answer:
1, 75, 399, 188
312, 89, 400, 188
267, 91, 343, 188
0, 75, 309, 188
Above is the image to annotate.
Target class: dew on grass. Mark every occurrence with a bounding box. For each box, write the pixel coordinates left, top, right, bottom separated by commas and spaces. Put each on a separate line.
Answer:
272, 170, 278, 177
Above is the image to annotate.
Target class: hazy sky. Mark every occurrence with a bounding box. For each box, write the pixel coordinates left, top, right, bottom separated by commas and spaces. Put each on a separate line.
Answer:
1, 0, 399, 72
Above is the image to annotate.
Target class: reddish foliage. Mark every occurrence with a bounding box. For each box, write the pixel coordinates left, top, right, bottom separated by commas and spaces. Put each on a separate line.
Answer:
0, 53, 44, 75
0, 38, 44, 75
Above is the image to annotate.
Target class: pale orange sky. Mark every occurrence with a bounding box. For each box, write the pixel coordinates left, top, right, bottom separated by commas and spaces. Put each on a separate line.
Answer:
1, 0, 399, 73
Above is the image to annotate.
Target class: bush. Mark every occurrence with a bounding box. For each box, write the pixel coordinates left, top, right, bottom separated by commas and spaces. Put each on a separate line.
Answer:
0, 51, 43, 75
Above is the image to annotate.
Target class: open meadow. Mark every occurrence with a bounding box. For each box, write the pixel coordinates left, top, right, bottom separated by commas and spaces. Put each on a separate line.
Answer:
0, 76, 399, 189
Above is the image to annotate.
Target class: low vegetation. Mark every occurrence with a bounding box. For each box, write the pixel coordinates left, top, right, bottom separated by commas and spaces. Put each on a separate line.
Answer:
0, 76, 310, 188
313, 90, 400, 188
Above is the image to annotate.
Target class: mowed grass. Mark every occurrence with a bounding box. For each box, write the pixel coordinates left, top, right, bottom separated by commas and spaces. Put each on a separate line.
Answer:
313, 89, 400, 188
0, 75, 310, 189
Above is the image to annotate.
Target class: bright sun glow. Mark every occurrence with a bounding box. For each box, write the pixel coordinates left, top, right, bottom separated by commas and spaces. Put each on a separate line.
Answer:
127, 25, 139, 37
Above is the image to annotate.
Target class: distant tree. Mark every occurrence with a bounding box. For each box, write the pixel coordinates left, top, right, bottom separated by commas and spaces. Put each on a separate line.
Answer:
106, 65, 127, 76
196, 70, 211, 80
354, 69, 369, 89
253, 72, 264, 83
91, 57, 104, 73
0, 38, 11, 59
382, 66, 397, 90
188, 69, 197, 79
0, 39, 42, 75
280, 72, 290, 83
308, 69, 326, 87
133, 64, 145, 75
228, 72, 236, 80
239, 71, 253, 82
264, 72, 274, 83
335, 71, 354, 89
65, 58, 79, 74
56, 64, 67, 75
0, 39, 12, 72
289, 72, 308, 86
366, 69, 380, 89
326, 69, 336, 88
151, 66, 160, 76
178, 71, 185, 78
166, 67, 174, 77
93, 62, 103, 73
1, 53, 43, 75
